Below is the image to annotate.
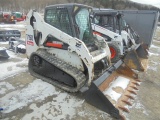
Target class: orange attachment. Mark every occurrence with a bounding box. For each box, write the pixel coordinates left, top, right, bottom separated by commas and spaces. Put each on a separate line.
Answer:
46, 42, 63, 49
93, 31, 102, 36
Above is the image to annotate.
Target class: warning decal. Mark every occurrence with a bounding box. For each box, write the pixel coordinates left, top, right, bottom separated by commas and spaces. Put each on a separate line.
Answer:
27, 35, 34, 46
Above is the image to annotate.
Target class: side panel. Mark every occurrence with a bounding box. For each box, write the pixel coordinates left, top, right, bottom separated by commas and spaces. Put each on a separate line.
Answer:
25, 25, 38, 58
121, 10, 159, 47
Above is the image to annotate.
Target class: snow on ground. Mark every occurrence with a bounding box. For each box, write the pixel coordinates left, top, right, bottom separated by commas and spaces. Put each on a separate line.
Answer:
0, 42, 8, 45
147, 65, 158, 71
150, 44, 160, 49
0, 47, 6, 50
147, 60, 160, 71
148, 44, 160, 56
150, 61, 160, 66
132, 97, 149, 116
0, 24, 26, 29
0, 58, 28, 80
5, 50, 20, 59
0, 82, 15, 94
21, 83, 83, 120
0, 46, 28, 80
0, 79, 83, 120
123, 96, 149, 120
1, 79, 57, 113
148, 51, 159, 56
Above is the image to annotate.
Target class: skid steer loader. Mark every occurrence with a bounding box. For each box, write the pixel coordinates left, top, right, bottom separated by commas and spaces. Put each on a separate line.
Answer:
26, 4, 142, 119
91, 9, 151, 71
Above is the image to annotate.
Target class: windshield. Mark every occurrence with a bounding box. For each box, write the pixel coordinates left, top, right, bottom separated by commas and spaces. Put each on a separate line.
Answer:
75, 8, 93, 44
45, 8, 73, 36
94, 15, 114, 31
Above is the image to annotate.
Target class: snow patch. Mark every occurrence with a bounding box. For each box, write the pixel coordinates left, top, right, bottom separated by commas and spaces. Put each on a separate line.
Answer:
0, 47, 6, 50
6, 50, 22, 59
22, 96, 82, 120
133, 100, 149, 116
0, 42, 8, 45
0, 24, 26, 29
0, 58, 28, 80
103, 76, 130, 102
147, 61, 160, 71
6, 50, 17, 59
0, 79, 83, 119
0, 79, 58, 113
148, 51, 159, 56
150, 44, 160, 49
150, 61, 160, 65
17, 44, 26, 49
0, 82, 15, 94
147, 66, 157, 71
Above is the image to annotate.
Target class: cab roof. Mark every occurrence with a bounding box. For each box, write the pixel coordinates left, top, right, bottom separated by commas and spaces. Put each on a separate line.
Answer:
46, 3, 92, 9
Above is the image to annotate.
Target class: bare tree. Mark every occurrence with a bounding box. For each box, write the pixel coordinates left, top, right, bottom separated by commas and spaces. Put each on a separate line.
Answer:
0, 0, 159, 13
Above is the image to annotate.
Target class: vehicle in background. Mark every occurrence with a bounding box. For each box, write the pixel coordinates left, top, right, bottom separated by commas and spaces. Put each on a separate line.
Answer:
91, 9, 158, 71
11, 12, 26, 22
0, 11, 16, 24
9, 37, 26, 53
0, 30, 21, 41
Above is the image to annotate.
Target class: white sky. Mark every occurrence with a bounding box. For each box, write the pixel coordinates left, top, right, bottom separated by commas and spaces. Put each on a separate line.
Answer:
130, 0, 160, 8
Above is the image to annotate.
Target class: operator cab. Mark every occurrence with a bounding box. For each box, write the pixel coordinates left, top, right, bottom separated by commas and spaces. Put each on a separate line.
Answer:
91, 9, 127, 34
44, 4, 95, 46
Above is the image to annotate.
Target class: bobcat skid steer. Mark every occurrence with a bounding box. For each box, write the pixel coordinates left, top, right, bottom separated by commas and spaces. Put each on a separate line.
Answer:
26, 4, 141, 119
91, 9, 158, 71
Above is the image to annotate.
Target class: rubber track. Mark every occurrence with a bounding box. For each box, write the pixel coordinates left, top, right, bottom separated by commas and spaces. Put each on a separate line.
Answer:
29, 49, 86, 92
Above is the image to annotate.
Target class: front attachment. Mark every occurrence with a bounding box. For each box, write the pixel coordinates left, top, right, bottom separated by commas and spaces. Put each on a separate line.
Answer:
136, 44, 148, 59
124, 44, 148, 72
85, 60, 140, 119
0, 49, 9, 59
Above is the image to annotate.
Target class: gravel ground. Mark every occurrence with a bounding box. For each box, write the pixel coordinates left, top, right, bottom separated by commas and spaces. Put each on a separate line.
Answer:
0, 22, 160, 120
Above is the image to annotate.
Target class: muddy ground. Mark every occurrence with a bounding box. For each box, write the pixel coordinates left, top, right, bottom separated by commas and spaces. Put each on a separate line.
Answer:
0, 22, 160, 120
